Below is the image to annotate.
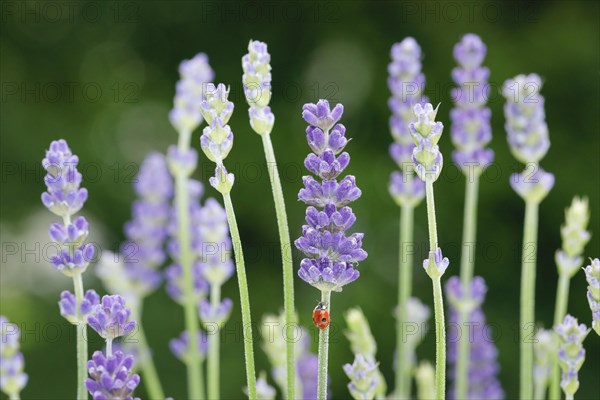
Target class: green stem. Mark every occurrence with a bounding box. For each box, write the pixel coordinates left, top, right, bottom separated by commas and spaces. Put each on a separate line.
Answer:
317, 290, 331, 400
207, 284, 222, 399
566, 394, 574, 400
520, 200, 539, 400
260, 133, 296, 400
425, 178, 445, 400
395, 204, 414, 399
72, 272, 87, 400
174, 169, 203, 400
9, 393, 19, 400
222, 192, 257, 399
456, 175, 480, 399
550, 273, 570, 399
133, 306, 165, 400
433, 277, 446, 400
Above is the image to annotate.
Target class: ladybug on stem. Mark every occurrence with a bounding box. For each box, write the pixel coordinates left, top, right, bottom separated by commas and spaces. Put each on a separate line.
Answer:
312, 302, 330, 330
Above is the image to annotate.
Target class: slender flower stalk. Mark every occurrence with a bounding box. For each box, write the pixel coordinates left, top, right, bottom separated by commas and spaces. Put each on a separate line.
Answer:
549, 197, 590, 398
295, 99, 367, 400
41, 139, 94, 400
584, 258, 600, 336
0, 317, 28, 400
502, 74, 554, 400
554, 315, 590, 400
409, 103, 450, 399
387, 37, 426, 399
197, 198, 234, 399
167, 53, 214, 400
242, 40, 296, 400
199, 82, 257, 398
449, 34, 494, 400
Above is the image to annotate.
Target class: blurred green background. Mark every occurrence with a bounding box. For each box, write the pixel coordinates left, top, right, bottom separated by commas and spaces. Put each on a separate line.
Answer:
1, 0, 599, 399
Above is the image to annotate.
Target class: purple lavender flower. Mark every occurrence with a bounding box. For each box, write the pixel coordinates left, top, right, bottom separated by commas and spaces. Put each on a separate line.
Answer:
42, 140, 95, 276
387, 37, 426, 206
343, 354, 378, 400
199, 83, 235, 165
86, 350, 140, 400
509, 167, 555, 204
0, 316, 28, 399
169, 53, 214, 134
165, 262, 208, 304
249, 373, 277, 400
296, 108, 367, 293
409, 103, 445, 183
87, 295, 136, 341
198, 298, 233, 325
584, 258, 600, 335
554, 315, 590, 397
502, 74, 550, 164
41, 139, 88, 218
169, 331, 208, 363
446, 277, 504, 400
59, 289, 100, 325
450, 34, 494, 173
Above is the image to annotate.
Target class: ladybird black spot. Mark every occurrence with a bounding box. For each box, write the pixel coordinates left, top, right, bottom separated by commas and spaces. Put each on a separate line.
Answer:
321, 317, 327, 322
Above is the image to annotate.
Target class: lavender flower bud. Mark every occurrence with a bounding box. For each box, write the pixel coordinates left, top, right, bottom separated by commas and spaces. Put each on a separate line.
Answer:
584, 258, 600, 335
533, 329, 557, 398
87, 295, 136, 341
246, 372, 276, 400
409, 104, 445, 183
59, 289, 100, 325
445, 277, 504, 400
344, 308, 387, 397
343, 354, 378, 400
165, 262, 208, 305
49, 216, 89, 246
86, 350, 140, 400
199, 298, 233, 326
296, 100, 366, 292
554, 197, 591, 278
169, 331, 208, 363
415, 361, 436, 400
510, 167, 555, 204
209, 165, 235, 195
422, 247, 449, 279
41, 139, 88, 218
554, 315, 590, 397
502, 74, 550, 164
169, 53, 214, 134
50, 244, 95, 276
167, 146, 198, 177
249, 106, 275, 136
0, 317, 28, 399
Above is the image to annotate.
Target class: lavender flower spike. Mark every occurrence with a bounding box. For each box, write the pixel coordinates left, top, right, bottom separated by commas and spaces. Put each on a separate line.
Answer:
169, 53, 214, 135
87, 295, 136, 342
243, 40, 275, 135
446, 277, 504, 400
584, 258, 600, 335
343, 354, 378, 400
409, 103, 445, 183
554, 315, 590, 398
296, 100, 366, 292
0, 317, 28, 399
450, 34, 494, 174
86, 350, 140, 400
59, 289, 100, 325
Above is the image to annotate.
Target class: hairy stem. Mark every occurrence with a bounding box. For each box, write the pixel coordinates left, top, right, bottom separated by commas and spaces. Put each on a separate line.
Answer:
207, 284, 222, 399
133, 306, 165, 400
550, 273, 570, 399
261, 133, 296, 400
456, 175, 480, 399
223, 192, 257, 399
317, 290, 331, 400
72, 272, 87, 400
520, 200, 539, 400
395, 204, 414, 399
425, 178, 445, 399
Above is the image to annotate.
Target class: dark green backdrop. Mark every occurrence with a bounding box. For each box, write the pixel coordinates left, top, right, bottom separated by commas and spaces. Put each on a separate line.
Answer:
1, 1, 599, 399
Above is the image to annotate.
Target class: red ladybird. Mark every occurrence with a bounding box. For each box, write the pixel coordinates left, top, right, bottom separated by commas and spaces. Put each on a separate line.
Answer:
312, 302, 330, 330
